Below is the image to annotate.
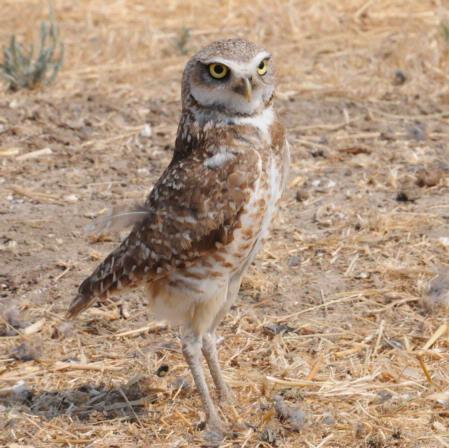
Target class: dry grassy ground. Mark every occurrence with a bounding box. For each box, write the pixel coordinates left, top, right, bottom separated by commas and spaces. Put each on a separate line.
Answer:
1, 1, 449, 447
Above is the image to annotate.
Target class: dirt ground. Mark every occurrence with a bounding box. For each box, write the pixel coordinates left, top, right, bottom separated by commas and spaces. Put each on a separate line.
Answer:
1, 1, 449, 447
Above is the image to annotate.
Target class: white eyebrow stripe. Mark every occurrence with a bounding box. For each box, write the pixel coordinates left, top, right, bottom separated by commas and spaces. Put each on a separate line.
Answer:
252, 51, 271, 63
201, 51, 271, 74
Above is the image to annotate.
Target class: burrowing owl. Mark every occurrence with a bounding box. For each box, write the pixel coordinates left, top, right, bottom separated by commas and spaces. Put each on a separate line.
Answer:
68, 38, 290, 432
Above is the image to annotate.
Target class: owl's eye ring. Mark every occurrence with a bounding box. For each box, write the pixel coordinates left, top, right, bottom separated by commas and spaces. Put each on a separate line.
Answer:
258, 59, 268, 76
209, 63, 229, 79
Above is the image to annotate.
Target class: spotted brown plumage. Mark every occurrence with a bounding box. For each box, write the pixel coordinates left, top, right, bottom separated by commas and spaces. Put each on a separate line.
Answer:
68, 38, 289, 434
68, 126, 261, 317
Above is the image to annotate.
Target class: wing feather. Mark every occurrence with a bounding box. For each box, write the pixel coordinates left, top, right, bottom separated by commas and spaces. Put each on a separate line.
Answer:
67, 143, 260, 318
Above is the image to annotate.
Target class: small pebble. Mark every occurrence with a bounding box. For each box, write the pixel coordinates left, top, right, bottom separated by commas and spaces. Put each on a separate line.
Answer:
322, 412, 335, 425
140, 124, 152, 138
0, 239, 17, 251
118, 303, 130, 319
376, 390, 393, 403
64, 194, 79, 203
260, 427, 277, 444
407, 123, 426, 141
171, 376, 191, 392
9, 99, 20, 109
396, 191, 413, 202
415, 168, 444, 187
392, 69, 407, 86
274, 395, 306, 431
0, 380, 32, 402
51, 322, 74, 339
295, 190, 309, 202
137, 167, 150, 176
288, 255, 301, 267
0, 305, 26, 336
427, 270, 449, 306
156, 364, 169, 377
11, 341, 41, 361
310, 148, 327, 158
263, 323, 295, 336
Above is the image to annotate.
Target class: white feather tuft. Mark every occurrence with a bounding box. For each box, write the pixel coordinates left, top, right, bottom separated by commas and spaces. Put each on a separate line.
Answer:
204, 148, 235, 169
86, 207, 149, 235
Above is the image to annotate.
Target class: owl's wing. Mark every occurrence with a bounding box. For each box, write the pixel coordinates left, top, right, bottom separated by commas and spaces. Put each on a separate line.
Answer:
67, 147, 260, 318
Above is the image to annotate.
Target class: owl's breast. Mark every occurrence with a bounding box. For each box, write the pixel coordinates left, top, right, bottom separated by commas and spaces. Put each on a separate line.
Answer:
212, 145, 285, 275
153, 141, 287, 306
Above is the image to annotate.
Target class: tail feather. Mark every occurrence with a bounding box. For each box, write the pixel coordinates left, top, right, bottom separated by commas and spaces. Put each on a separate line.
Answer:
66, 290, 98, 319
67, 243, 137, 319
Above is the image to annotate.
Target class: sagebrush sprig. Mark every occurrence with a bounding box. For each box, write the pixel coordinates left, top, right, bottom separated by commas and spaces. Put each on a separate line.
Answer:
0, 10, 64, 92
175, 27, 191, 55
443, 23, 449, 43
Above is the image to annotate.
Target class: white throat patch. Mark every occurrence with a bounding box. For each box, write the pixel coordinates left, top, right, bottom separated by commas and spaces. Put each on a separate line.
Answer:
233, 107, 274, 141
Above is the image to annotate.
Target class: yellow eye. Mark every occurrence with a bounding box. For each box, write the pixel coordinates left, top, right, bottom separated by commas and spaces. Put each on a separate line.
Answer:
209, 63, 229, 79
258, 59, 268, 76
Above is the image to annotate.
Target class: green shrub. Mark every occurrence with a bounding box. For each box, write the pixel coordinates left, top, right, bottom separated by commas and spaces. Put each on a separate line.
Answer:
0, 10, 64, 92
175, 27, 191, 55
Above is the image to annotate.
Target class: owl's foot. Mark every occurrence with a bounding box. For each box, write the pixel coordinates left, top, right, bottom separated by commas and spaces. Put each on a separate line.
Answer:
203, 416, 228, 447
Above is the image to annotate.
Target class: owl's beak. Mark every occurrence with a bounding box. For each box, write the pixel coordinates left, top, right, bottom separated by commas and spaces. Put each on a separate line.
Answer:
242, 77, 252, 102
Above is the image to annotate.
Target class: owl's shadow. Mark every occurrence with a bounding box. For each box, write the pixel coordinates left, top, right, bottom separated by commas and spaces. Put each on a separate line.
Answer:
1, 378, 156, 421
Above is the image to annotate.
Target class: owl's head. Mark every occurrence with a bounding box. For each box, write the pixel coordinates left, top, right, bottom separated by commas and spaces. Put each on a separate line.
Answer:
182, 39, 275, 116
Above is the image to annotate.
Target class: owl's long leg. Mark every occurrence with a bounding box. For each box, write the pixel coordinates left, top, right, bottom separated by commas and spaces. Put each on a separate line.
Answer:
202, 332, 231, 402
181, 328, 224, 431
202, 274, 242, 402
